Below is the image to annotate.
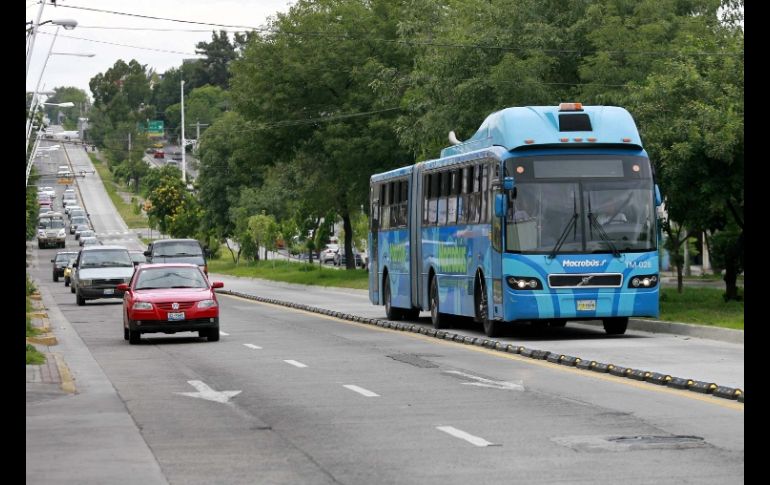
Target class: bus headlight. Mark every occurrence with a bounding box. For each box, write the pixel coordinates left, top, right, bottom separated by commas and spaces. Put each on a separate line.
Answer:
628, 274, 658, 288
506, 276, 543, 290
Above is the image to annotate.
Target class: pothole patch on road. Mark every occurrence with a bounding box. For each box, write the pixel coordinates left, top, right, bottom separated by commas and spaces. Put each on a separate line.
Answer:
552, 434, 710, 452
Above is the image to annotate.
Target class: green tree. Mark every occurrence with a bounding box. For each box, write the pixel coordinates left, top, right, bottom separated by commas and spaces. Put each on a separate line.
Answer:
248, 213, 280, 262
229, 0, 415, 266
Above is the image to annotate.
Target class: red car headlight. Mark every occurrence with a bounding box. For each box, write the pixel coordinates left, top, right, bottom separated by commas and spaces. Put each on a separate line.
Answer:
132, 301, 153, 310
197, 299, 217, 309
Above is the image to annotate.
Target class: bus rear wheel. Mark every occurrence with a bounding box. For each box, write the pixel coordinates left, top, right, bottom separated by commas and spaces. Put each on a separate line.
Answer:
602, 317, 628, 335
430, 277, 449, 329
384, 277, 403, 320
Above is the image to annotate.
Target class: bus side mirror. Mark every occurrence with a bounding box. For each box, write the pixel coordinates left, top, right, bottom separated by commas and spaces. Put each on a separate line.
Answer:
654, 184, 662, 206
503, 176, 515, 191
495, 194, 507, 218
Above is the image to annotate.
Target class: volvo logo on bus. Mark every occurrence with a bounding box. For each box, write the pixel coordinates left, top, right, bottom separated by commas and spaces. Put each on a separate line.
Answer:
562, 259, 607, 268
578, 276, 594, 286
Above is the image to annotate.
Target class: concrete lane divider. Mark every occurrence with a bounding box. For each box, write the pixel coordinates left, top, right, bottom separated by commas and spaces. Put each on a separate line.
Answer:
216, 289, 744, 404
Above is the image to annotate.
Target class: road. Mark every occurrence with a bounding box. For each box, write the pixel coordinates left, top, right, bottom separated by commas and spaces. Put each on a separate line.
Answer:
26, 143, 744, 484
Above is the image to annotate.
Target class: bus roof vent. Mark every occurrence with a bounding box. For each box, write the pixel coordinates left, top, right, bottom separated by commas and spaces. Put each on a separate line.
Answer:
559, 113, 592, 132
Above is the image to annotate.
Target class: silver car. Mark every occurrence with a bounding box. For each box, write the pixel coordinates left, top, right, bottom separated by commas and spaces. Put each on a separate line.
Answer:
71, 246, 134, 306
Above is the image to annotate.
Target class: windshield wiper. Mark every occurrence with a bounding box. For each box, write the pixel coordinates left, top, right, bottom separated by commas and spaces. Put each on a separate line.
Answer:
587, 212, 621, 258
547, 194, 579, 260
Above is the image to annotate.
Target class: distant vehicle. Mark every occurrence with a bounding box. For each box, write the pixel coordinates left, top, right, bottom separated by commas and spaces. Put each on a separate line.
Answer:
166, 160, 179, 168
145, 147, 155, 154
69, 216, 89, 234
128, 250, 146, 267
320, 243, 339, 264
53, 130, 79, 141
37, 218, 66, 249
71, 246, 134, 306
51, 251, 78, 282
80, 236, 101, 246
333, 247, 364, 268
144, 238, 208, 276
77, 229, 95, 244
171, 151, 182, 160
153, 142, 164, 149
153, 150, 165, 159
118, 263, 223, 344
40, 186, 56, 198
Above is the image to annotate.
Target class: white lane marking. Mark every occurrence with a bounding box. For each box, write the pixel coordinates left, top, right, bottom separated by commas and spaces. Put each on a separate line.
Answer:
436, 426, 497, 447
284, 360, 307, 368
243, 343, 261, 350
445, 370, 525, 391
176, 380, 241, 404
343, 385, 380, 397
219, 331, 229, 336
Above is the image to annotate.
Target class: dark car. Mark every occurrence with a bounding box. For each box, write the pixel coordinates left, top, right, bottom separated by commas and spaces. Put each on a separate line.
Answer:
144, 239, 207, 276
51, 251, 79, 282
118, 263, 223, 344
128, 250, 146, 267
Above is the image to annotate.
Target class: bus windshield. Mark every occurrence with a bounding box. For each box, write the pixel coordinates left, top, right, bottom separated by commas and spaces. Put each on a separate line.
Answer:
504, 156, 656, 255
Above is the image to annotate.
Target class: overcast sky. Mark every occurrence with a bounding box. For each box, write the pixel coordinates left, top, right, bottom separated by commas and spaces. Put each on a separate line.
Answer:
26, 0, 295, 99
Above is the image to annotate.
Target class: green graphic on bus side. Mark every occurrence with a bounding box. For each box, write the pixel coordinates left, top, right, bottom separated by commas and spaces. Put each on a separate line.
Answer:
438, 238, 467, 273
389, 242, 407, 264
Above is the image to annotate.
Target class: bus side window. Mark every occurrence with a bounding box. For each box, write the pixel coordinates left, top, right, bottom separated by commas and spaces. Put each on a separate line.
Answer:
438, 171, 449, 226
400, 179, 409, 228
423, 174, 431, 225
458, 167, 469, 224
429, 173, 439, 225
381, 183, 390, 230
480, 163, 490, 223
447, 169, 459, 225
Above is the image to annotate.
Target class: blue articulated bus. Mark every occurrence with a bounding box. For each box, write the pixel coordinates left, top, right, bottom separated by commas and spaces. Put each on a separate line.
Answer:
369, 103, 662, 337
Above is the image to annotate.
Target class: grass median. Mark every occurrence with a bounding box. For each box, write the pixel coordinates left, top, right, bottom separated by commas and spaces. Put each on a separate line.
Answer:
88, 153, 148, 229
208, 256, 743, 330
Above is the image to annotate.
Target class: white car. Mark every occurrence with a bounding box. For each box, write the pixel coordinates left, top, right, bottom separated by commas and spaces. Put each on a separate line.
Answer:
40, 186, 56, 198
320, 244, 339, 264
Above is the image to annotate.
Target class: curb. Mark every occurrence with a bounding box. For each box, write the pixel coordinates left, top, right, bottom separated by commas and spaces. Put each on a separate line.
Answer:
26, 334, 58, 346
218, 289, 744, 404
583, 319, 744, 345
53, 353, 76, 393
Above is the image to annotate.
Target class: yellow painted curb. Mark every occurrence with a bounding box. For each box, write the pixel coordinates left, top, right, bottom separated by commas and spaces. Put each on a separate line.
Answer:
26, 334, 58, 346
53, 353, 76, 394
29, 294, 42, 300
28, 311, 47, 318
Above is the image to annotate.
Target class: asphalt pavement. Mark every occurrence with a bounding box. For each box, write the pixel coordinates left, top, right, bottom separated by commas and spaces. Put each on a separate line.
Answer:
26, 259, 743, 483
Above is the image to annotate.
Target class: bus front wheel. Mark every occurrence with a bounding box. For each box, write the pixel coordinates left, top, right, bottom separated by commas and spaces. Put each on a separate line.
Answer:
476, 277, 500, 337
430, 278, 449, 329
602, 317, 628, 335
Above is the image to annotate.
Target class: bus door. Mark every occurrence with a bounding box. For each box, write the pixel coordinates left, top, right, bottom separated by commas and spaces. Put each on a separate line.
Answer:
369, 195, 380, 304
488, 163, 505, 319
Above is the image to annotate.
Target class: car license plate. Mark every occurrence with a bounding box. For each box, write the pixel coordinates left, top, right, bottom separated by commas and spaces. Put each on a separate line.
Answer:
576, 300, 596, 311
103, 288, 114, 295
168, 312, 185, 321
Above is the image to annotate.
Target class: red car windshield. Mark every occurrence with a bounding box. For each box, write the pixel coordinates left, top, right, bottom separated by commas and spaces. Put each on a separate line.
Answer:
135, 267, 208, 290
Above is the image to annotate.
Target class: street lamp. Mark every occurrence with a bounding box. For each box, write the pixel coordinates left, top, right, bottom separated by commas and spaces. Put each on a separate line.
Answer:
26, 18, 78, 79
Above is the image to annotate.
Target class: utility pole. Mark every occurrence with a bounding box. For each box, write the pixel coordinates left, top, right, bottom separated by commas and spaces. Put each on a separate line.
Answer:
180, 80, 186, 184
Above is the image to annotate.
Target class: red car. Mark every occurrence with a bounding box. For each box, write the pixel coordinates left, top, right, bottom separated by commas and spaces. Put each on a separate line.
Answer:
153, 150, 165, 158
117, 263, 224, 344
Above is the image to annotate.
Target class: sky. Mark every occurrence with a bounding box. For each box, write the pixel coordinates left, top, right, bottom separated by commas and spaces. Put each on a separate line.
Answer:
26, 0, 296, 100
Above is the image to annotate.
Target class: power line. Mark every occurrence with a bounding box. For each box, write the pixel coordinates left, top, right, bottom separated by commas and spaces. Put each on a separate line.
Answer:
47, 2, 265, 30
42, 3, 740, 58
36, 31, 201, 56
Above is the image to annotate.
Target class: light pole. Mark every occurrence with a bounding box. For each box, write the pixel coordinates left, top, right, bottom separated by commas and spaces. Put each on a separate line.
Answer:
27, 18, 77, 79
180, 80, 186, 184
26, 18, 82, 157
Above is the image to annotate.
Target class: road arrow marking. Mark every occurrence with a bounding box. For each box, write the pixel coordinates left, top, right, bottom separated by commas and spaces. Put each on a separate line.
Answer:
445, 370, 525, 391
244, 343, 261, 349
284, 360, 307, 368
176, 380, 241, 403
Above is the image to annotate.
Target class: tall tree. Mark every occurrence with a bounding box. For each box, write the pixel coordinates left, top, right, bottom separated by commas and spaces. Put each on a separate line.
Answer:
229, 0, 415, 268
